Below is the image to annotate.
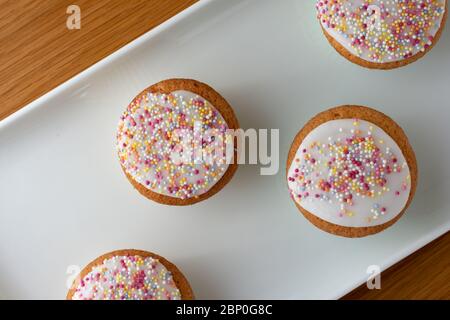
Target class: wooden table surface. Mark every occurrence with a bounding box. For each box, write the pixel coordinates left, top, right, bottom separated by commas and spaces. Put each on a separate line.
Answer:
0, 0, 448, 300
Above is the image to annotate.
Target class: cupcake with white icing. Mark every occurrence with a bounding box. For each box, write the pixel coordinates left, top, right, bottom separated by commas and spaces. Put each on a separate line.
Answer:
117, 79, 239, 206
316, 0, 448, 69
286, 106, 418, 237
67, 249, 194, 300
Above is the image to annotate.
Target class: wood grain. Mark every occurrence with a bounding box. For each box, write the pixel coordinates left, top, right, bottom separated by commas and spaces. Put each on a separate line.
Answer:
0, 0, 197, 120
0, 0, 448, 300
343, 233, 450, 300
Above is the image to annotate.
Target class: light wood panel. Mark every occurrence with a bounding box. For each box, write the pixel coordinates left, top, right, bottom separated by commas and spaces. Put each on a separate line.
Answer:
0, 0, 197, 120
343, 233, 450, 300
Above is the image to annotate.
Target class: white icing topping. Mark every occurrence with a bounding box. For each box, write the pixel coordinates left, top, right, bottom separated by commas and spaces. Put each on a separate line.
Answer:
288, 119, 411, 227
316, 0, 446, 63
117, 90, 230, 199
72, 255, 181, 300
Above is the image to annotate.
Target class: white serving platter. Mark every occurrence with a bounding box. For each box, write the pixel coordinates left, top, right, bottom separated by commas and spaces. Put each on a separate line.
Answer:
1, 0, 449, 300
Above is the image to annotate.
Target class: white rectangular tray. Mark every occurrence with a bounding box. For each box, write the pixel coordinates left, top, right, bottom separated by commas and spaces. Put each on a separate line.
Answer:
1, 0, 449, 299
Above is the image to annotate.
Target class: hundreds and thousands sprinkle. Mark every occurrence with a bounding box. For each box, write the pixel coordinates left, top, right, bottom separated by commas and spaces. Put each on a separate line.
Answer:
73, 255, 181, 300
316, 0, 446, 63
288, 119, 410, 223
117, 91, 229, 199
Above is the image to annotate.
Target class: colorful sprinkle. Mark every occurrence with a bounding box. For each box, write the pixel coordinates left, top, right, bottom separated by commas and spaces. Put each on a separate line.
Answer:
73, 255, 181, 300
117, 91, 229, 199
316, 0, 446, 63
288, 119, 411, 226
